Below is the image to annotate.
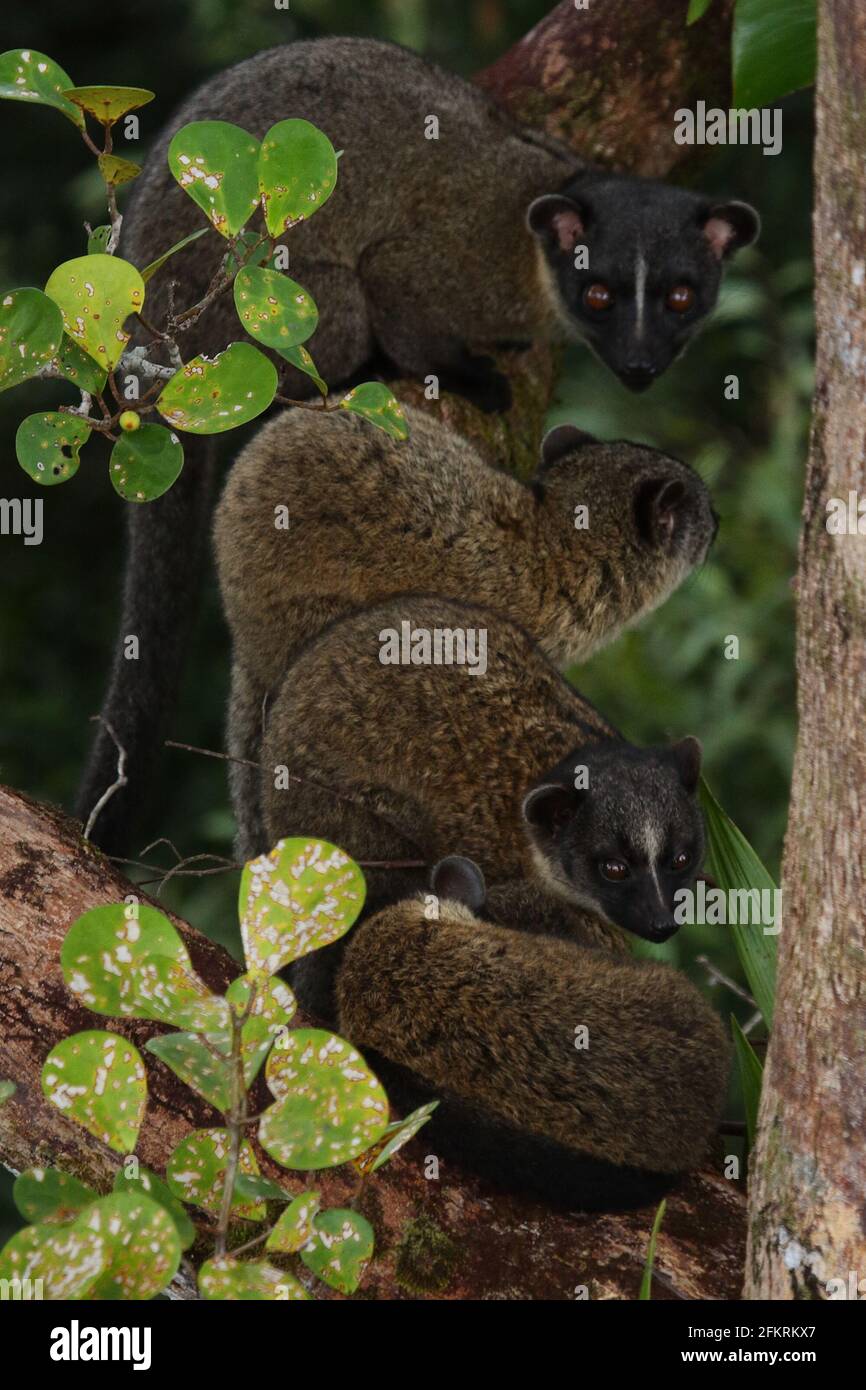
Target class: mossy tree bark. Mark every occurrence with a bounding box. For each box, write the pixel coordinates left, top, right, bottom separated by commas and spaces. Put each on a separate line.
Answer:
745, 0, 866, 1299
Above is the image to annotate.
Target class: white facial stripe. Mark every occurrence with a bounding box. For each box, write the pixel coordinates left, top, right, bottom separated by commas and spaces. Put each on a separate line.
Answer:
635, 247, 647, 341
641, 820, 667, 908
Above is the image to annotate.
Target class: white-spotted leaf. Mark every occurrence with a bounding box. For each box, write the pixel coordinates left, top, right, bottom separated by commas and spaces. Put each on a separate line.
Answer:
226, 972, 297, 1086
16, 412, 90, 486
168, 120, 260, 237
166, 1129, 265, 1220
113, 1164, 196, 1250
109, 423, 184, 502
77, 1193, 180, 1299
0, 287, 63, 391
0, 49, 84, 128
339, 382, 408, 440
259, 119, 337, 235
45, 255, 144, 370
300, 1208, 374, 1293
199, 1256, 310, 1300
13, 1168, 98, 1225
42, 1031, 146, 1154
266, 1189, 320, 1253
353, 1101, 439, 1175
233, 266, 318, 352
261, 1028, 388, 1170
61, 901, 192, 1018
54, 334, 107, 393
130, 954, 230, 1034
158, 342, 276, 434
0, 1222, 105, 1300
146, 1032, 232, 1113
239, 838, 365, 977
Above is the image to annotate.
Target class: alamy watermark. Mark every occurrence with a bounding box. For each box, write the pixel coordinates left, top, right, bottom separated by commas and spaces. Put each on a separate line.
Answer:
378, 620, 487, 676
674, 100, 782, 157
674, 880, 781, 935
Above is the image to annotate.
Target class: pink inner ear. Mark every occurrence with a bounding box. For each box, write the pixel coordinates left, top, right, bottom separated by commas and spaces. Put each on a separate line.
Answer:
703, 216, 734, 259
552, 208, 584, 252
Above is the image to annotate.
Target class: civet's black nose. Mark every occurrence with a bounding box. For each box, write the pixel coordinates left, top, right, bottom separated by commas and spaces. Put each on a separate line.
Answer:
621, 362, 659, 393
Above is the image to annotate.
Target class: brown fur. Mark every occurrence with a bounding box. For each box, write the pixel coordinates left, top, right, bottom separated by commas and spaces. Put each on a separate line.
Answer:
337, 893, 729, 1174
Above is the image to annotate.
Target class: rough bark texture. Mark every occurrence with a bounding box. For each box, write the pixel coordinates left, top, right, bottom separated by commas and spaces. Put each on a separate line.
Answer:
745, 0, 866, 1300
0, 785, 746, 1300
476, 0, 734, 176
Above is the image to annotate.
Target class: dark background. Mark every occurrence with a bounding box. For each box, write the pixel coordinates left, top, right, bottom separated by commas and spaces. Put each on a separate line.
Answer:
0, 0, 812, 1233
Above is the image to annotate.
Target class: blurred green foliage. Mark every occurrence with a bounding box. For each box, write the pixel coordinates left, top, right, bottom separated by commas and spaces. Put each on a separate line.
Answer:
0, 0, 811, 1232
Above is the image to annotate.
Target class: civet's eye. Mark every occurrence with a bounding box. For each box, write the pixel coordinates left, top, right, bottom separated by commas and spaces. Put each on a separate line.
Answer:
671, 851, 691, 873
666, 285, 695, 313
600, 858, 629, 881
584, 282, 614, 312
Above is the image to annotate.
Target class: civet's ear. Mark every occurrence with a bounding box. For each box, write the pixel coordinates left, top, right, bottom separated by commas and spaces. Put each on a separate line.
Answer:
526, 194, 588, 253
522, 782, 584, 837
539, 424, 598, 471
430, 855, 487, 912
668, 736, 703, 794
701, 201, 760, 260
634, 475, 688, 547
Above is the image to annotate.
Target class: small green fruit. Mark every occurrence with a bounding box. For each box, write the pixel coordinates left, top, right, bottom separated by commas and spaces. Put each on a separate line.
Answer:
119, 411, 141, 432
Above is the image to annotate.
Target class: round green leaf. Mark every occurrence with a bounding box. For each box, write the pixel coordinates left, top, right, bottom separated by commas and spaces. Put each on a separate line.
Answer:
77, 1193, 180, 1299
282, 342, 328, 396
166, 1129, 265, 1220
354, 1101, 439, 1175
45, 254, 145, 370
300, 1208, 374, 1293
266, 1189, 320, 1253
113, 1164, 196, 1251
260, 1028, 388, 1170
54, 334, 107, 393
42, 1030, 147, 1154
98, 153, 141, 187
158, 342, 276, 434
87, 225, 112, 255
0, 287, 63, 391
130, 954, 230, 1033
225, 973, 297, 1087
0, 49, 84, 128
239, 838, 366, 977
0, 1222, 105, 1300
146, 1032, 231, 1113
13, 1168, 98, 1225
61, 901, 192, 1018
199, 1256, 310, 1301
16, 412, 90, 486
339, 382, 409, 440
232, 1173, 293, 1203
234, 266, 318, 353
109, 423, 184, 502
259, 118, 338, 235
168, 120, 260, 237
63, 85, 154, 124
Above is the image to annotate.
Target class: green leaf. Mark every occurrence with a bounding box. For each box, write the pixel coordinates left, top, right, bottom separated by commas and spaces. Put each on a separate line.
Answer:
699, 778, 777, 1025
639, 1198, 666, 1300
260, 1028, 388, 1170
225, 973, 297, 1087
0, 287, 63, 391
354, 1101, 439, 1175
199, 1256, 310, 1300
113, 1164, 196, 1250
77, 1193, 180, 1299
168, 120, 260, 237
0, 1080, 16, 1104
686, 0, 714, 22
44, 255, 145, 370
109, 423, 184, 502
731, 1015, 764, 1150
16, 412, 90, 486
265, 1189, 321, 1253
281, 342, 328, 396
239, 838, 366, 977
97, 153, 141, 187
733, 0, 816, 108
140, 226, 209, 284
129, 954, 230, 1033
300, 1208, 374, 1293
54, 334, 107, 393
259, 119, 338, 235
166, 1129, 266, 1220
234, 266, 319, 353
87, 225, 112, 255
0, 1222, 104, 1300
13, 1168, 97, 1225
0, 49, 84, 128
42, 1030, 147, 1154
232, 1174, 293, 1203
63, 85, 154, 124
338, 382, 409, 440
221, 229, 265, 277
146, 1032, 231, 1112
158, 342, 276, 434
61, 901, 193, 1018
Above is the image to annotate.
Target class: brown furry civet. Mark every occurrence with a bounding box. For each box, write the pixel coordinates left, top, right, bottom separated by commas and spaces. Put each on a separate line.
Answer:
214, 408, 715, 855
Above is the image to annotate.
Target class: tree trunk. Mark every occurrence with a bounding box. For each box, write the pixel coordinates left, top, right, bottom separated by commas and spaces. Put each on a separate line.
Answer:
745, 0, 866, 1299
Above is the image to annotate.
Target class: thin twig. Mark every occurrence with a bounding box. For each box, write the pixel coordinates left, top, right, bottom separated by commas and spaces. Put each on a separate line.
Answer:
695, 955, 757, 1009
83, 717, 128, 840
